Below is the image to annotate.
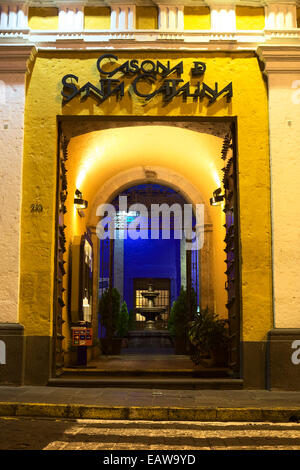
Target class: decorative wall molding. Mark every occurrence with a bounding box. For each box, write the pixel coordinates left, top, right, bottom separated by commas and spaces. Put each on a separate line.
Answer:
58, 4, 84, 31
0, 28, 296, 51
258, 45, 300, 73
158, 5, 184, 31
0, 2, 28, 29
111, 4, 136, 30
15, 0, 300, 5
265, 1, 297, 29
208, 3, 236, 32
0, 44, 36, 73
2, 0, 300, 7
0, 1, 299, 50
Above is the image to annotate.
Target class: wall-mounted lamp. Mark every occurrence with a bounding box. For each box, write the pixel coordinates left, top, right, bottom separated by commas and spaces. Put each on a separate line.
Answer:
74, 189, 88, 213
210, 188, 224, 206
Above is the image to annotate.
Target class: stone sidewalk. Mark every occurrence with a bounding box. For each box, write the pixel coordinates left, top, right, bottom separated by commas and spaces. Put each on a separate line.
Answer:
0, 386, 300, 422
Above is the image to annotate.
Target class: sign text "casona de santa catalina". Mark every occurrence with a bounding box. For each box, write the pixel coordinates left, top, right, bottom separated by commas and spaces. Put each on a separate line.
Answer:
61, 54, 233, 105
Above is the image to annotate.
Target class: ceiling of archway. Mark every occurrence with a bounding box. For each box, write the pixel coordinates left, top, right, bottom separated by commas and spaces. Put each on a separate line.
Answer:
61, 116, 231, 141
110, 183, 187, 208
64, 121, 230, 235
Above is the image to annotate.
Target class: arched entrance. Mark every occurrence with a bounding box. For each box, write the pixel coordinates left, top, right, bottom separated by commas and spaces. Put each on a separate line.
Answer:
54, 118, 240, 380
98, 182, 199, 339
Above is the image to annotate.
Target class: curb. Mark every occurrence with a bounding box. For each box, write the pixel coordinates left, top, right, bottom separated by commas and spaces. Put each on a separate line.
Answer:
0, 402, 300, 422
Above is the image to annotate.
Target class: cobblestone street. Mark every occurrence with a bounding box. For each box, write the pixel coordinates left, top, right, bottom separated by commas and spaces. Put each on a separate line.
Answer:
1, 417, 300, 450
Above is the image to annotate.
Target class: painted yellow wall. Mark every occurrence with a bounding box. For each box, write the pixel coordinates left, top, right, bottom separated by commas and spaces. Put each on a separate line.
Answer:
28, 7, 58, 30
184, 7, 210, 30
21, 51, 272, 344
84, 7, 111, 30
136, 6, 158, 29
236, 6, 265, 30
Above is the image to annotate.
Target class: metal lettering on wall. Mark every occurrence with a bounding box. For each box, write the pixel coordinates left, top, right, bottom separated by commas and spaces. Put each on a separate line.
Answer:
291, 340, 300, 365
61, 54, 233, 105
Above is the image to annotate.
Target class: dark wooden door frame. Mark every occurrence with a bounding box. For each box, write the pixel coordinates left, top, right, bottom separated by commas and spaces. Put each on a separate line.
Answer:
222, 122, 242, 378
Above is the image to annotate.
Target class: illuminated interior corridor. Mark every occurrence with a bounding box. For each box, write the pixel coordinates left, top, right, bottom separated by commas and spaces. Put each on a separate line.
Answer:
58, 121, 234, 374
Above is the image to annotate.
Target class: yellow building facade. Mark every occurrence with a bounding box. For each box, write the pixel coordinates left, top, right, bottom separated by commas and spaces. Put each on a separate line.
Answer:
0, 1, 300, 390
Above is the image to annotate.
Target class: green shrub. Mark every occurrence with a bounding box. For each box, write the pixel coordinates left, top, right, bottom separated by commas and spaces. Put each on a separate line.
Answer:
188, 308, 229, 364
98, 288, 121, 337
168, 301, 176, 336
117, 301, 129, 337
167, 287, 197, 338
128, 308, 136, 330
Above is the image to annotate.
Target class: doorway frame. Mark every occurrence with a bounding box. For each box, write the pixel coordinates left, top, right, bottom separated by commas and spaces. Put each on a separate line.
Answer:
53, 115, 241, 378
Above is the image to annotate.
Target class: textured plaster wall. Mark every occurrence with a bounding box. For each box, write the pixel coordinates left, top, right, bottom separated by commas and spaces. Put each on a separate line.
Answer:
21, 51, 272, 342
235, 6, 265, 30
136, 6, 158, 29
28, 7, 59, 30
269, 73, 300, 328
184, 7, 211, 30
0, 74, 26, 323
84, 7, 111, 30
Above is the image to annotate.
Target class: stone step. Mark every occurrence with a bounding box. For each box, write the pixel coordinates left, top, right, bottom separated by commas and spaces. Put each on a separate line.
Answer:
48, 377, 243, 389
61, 368, 230, 378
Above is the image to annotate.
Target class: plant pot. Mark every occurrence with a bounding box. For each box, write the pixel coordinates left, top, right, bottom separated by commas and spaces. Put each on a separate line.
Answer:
190, 346, 228, 368
190, 345, 214, 368
211, 346, 228, 367
175, 337, 189, 355
101, 337, 122, 355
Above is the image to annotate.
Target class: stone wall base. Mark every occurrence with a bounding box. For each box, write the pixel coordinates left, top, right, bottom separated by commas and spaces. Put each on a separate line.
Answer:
241, 332, 300, 390
0, 324, 52, 386
24, 335, 52, 386
0, 323, 24, 385
242, 341, 267, 389
267, 329, 300, 391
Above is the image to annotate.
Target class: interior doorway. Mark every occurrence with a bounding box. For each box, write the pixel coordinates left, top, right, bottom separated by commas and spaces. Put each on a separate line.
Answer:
98, 182, 198, 339
53, 117, 240, 381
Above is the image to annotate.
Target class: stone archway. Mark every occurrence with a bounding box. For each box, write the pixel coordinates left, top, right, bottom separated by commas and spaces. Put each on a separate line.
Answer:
87, 165, 215, 318
87, 165, 210, 225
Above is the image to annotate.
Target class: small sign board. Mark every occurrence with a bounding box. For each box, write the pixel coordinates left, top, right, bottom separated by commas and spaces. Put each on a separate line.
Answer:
71, 327, 93, 347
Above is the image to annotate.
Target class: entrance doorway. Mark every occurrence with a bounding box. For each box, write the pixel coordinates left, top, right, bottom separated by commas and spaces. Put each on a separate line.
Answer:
98, 182, 196, 335
53, 118, 240, 383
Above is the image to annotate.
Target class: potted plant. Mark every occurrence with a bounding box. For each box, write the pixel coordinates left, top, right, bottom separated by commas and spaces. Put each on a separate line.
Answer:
188, 308, 229, 367
98, 287, 122, 355
128, 308, 136, 331
116, 301, 129, 347
168, 287, 197, 354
